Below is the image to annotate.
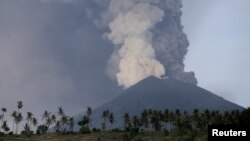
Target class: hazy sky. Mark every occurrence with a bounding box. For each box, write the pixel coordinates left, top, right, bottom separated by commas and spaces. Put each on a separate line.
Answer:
182, 0, 250, 107
0, 0, 249, 120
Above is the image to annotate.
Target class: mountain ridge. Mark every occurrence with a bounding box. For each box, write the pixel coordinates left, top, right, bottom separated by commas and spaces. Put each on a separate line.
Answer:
74, 76, 244, 129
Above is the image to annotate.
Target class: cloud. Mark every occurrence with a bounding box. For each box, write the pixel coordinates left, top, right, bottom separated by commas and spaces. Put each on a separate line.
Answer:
0, 0, 121, 120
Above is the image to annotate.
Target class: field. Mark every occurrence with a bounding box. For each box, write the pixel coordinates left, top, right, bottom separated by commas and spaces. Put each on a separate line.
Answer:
0, 132, 207, 141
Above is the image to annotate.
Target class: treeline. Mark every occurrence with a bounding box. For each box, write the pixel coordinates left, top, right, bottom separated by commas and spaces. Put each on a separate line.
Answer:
0, 101, 250, 137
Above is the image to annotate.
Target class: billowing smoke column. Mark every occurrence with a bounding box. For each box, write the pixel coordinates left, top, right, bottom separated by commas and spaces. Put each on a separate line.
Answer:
96, 0, 197, 88
105, 0, 165, 88
151, 0, 198, 85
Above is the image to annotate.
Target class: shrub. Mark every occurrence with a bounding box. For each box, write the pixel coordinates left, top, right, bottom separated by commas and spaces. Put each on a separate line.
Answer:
0, 132, 5, 137
79, 127, 91, 134
8, 131, 13, 136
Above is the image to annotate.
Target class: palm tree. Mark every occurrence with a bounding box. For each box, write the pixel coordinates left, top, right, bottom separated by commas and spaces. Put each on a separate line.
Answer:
168, 111, 175, 129
26, 112, 33, 129
1, 108, 7, 120
54, 121, 61, 133
132, 115, 140, 130
101, 110, 109, 131
86, 107, 92, 117
12, 101, 23, 134
11, 111, 18, 134
61, 115, 69, 132
51, 114, 57, 127
182, 111, 191, 130
108, 112, 115, 125
192, 109, 200, 129
0, 108, 7, 132
173, 109, 181, 131
16, 113, 23, 134
46, 117, 53, 131
17, 101, 23, 113
42, 110, 50, 134
123, 113, 131, 131
57, 106, 65, 117
141, 109, 149, 132
0, 115, 2, 132
203, 109, 211, 128
85, 107, 92, 128
32, 117, 38, 129
1, 121, 10, 133
150, 110, 162, 131
163, 109, 169, 130
42, 110, 50, 120
69, 117, 74, 132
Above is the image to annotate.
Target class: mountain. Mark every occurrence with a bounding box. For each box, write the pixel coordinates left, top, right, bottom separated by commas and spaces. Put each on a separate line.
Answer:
74, 76, 244, 129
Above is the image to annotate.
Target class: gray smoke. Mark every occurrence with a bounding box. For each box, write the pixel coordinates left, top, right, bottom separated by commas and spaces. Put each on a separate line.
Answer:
93, 0, 197, 87
152, 0, 197, 85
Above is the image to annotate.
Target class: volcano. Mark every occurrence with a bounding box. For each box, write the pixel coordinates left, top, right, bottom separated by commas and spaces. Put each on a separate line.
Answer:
75, 76, 243, 129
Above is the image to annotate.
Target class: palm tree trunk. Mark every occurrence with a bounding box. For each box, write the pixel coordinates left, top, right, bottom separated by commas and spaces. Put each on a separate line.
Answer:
16, 123, 18, 135
12, 120, 15, 134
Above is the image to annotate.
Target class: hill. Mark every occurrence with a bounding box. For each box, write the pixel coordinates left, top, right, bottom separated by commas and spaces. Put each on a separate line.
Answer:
75, 76, 243, 129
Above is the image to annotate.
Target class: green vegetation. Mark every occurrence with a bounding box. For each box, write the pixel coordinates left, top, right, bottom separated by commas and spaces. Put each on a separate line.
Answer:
0, 101, 249, 141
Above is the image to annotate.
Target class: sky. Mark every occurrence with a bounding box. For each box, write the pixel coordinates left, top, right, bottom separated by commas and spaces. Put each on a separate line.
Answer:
182, 0, 250, 107
0, 0, 249, 122
0, 0, 122, 118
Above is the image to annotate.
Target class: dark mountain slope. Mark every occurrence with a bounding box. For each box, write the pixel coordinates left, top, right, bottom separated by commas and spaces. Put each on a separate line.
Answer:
75, 76, 243, 129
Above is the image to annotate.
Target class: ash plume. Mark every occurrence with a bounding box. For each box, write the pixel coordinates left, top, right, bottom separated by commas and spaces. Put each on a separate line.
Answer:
94, 0, 197, 88
104, 0, 166, 88
152, 0, 198, 85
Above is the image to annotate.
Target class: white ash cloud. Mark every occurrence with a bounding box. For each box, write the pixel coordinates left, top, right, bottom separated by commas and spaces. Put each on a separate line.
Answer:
95, 0, 197, 88
105, 0, 166, 88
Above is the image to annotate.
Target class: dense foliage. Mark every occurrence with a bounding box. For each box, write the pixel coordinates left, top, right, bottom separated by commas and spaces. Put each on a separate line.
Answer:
0, 101, 249, 140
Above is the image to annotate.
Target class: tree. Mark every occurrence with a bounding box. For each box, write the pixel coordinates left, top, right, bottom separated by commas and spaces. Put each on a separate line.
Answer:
61, 115, 69, 132
1, 121, 10, 133
57, 106, 65, 117
78, 115, 89, 129
12, 101, 23, 134
42, 110, 50, 134
0, 108, 7, 132
16, 113, 23, 134
173, 109, 182, 131
132, 115, 140, 132
54, 121, 60, 133
17, 101, 23, 113
26, 112, 33, 129
11, 111, 17, 134
123, 113, 131, 131
182, 111, 192, 131
101, 110, 109, 131
36, 125, 48, 134
239, 108, 250, 125
22, 123, 32, 136
85, 107, 92, 128
51, 114, 57, 125
150, 111, 162, 131
32, 117, 38, 130
46, 117, 53, 131
141, 109, 149, 131
163, 109, 169, 130
49, 114, 57, 132
69, 117, 74, 132
192, 109, 200, 130
86, 107, 92, 118
108, 112, 115, 125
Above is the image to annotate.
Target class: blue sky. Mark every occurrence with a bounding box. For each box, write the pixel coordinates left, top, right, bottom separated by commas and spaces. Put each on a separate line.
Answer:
182, 0, 250, 107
